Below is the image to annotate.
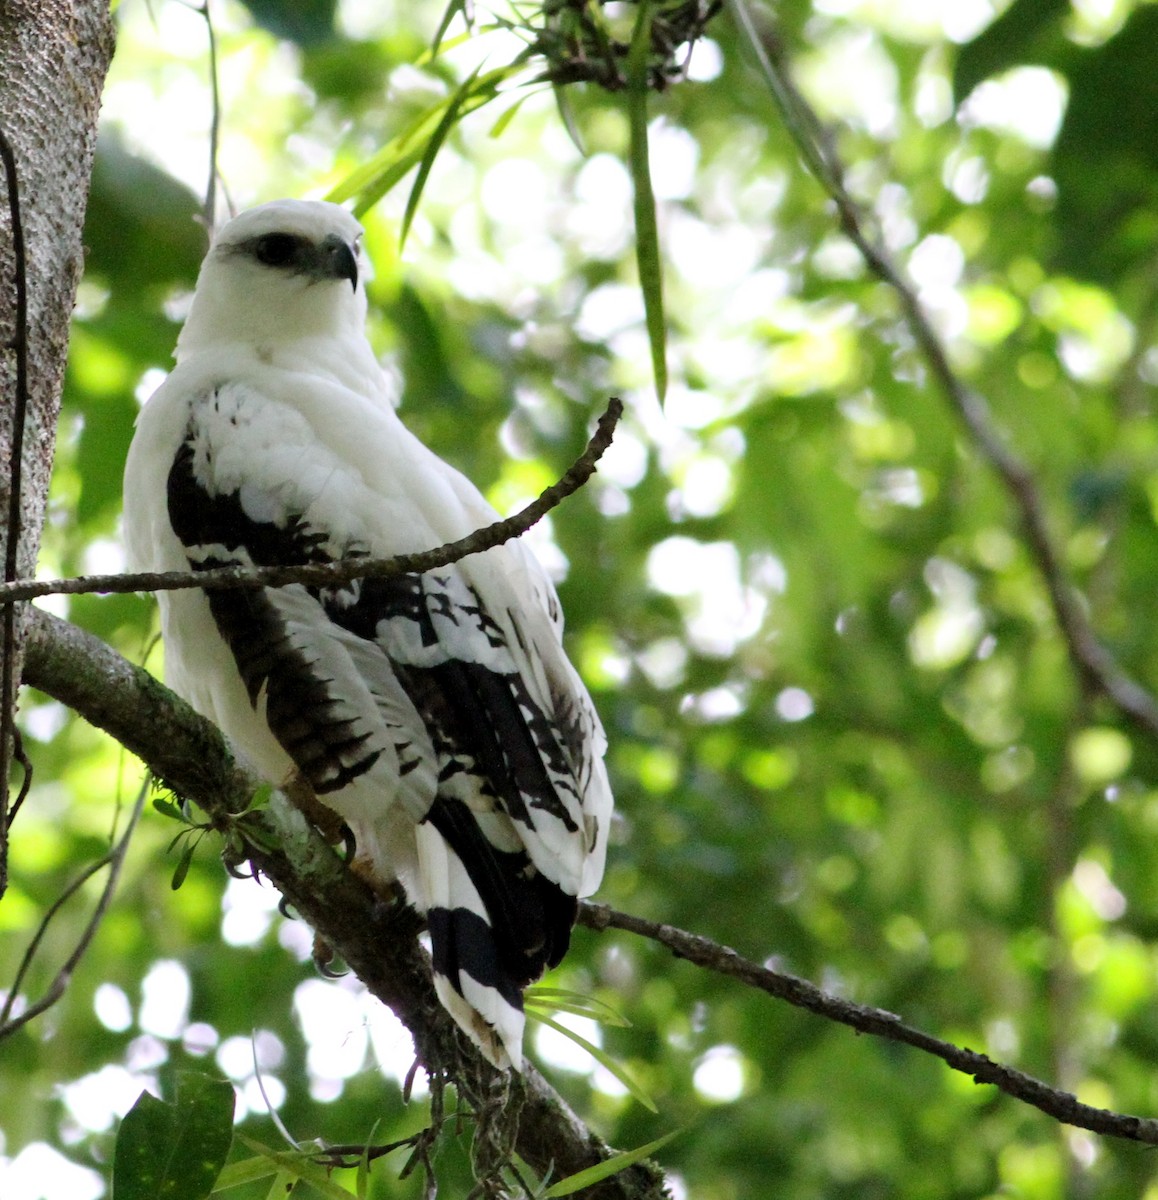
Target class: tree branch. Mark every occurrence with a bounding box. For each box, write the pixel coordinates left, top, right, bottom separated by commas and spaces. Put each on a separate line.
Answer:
0, 778, 145, 1040
727, 0, 1158, 742
0, 397, 623, 605
578, 902, 1158, 1145
21, 606, 668, 1200
0, 121, 28, 897
24, 605, 1158, 1157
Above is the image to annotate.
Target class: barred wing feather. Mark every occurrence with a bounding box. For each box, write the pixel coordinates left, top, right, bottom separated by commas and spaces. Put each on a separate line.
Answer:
145, 377, 609, 1069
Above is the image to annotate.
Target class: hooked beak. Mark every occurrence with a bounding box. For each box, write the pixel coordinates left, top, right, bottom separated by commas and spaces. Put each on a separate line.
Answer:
321, 234, 358, 291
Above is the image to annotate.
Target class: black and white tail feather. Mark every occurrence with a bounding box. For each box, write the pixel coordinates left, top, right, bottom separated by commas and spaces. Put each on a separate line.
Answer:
123, 200, 612, 1069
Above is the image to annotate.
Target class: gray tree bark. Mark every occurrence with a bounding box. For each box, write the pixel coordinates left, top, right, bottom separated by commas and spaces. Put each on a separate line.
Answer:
0, 3, 117, 891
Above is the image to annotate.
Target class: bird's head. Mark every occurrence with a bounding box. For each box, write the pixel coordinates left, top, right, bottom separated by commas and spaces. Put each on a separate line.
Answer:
177, 199, 369, 357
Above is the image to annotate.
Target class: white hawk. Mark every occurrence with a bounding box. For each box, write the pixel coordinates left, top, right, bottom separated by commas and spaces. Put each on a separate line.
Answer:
123, 199, 612, 1069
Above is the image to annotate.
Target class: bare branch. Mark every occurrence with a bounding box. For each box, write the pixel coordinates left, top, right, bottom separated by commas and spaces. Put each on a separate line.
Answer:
0, 397, 623, 605
579, 902, 1158, 1145
201, 0, 221, 232
0, 779, 146, 1040
726, 0, 1158, 742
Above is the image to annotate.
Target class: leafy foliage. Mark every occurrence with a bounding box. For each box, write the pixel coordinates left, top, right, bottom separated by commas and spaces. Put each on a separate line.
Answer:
112, 1073, 234, 1200
11, 0, 1158, 1197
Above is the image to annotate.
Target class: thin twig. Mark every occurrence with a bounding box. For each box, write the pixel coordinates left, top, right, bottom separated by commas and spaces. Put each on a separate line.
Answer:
579, 901, 1158, 1145
200, 0, 220, 232
0, 779, 147, 1040
316, 1127, 448, 1169
0, 854, 111, 1029
171, 0, 221, 234
8, 727, 30, 824
0, 123, 28, 901
0, 397, 623, 604
726, 0, 1158, 742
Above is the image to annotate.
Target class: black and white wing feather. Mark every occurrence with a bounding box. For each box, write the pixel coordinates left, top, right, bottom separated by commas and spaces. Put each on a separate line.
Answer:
128, 368, 610, 1069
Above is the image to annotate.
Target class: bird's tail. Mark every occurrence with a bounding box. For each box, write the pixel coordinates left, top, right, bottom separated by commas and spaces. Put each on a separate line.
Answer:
417, 822, 527, 1068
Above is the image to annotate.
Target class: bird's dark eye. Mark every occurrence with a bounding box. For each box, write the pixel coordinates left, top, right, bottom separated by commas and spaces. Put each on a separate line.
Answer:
253, 233, 301, 267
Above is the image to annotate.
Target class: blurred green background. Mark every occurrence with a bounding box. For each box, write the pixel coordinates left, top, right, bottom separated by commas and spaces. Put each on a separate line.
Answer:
9, 0, 1158, 1195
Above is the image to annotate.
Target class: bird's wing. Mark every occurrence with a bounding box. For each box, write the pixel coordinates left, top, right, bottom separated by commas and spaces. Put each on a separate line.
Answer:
152, 375, 610, 1068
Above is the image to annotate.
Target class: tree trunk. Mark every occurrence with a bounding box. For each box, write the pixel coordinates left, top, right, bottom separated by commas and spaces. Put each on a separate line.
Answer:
0, 2, 116, 891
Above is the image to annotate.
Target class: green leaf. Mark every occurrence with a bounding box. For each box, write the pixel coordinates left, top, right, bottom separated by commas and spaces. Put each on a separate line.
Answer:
529, 1012, 658, 1112
112, 1074, 235, 1200
152, 797, 186, 822
251, 783, 274, 808
428, 0, 468, 61
234, 1136, 358, 1200
524, 987, 631, 1027
209, 1156, 280, 1193
489, 92, 536, 140
413, 29, 478, 67
552, 81, 586, 154
328, 102, 457, 206
328, 65, 519, 219
171, 837, 198, 891
541, 1130, 681, 1198
626, 0, 667, 403
400, 63, 488, 248
265, 1170, 298, 1200
355, 1119, 383, 1200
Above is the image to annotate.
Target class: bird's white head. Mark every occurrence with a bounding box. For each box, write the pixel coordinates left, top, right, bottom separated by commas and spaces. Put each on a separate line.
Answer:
177, 199, 369, 358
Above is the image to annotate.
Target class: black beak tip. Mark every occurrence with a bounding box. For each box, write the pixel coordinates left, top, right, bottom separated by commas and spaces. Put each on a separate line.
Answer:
323, 235, 359, 291
338, 243, 358, 291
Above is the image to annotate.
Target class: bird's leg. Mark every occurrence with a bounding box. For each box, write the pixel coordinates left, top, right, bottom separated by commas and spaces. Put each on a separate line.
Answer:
283, 769, 406, 905
283, 770, 346, 842
349, 853, 407, 906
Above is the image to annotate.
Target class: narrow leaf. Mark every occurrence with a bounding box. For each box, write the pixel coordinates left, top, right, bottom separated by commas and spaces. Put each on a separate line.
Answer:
152, 797, 185, 821
542, 1130, 681, 1198
331, 65, 517, 219
251, 1034, 300, 1151
489, 92, 536, 139
533, 1013, 658, 1112
210, 1156, 281, 1192
626, 0, 667, 402
413, 28, 477, 66
400, 63, 492, 248
265, 1170, 298, 1200
356, 1119, 384, 1200
112, 1074, 235, 1200
350, 147, 430, 218
327, 100, 457, 205
552, 83, 586, 154
428, 0, 467, 60
525, 987, 631, 1027
171, 838, 197, 890
235, 1135, 358, 1200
